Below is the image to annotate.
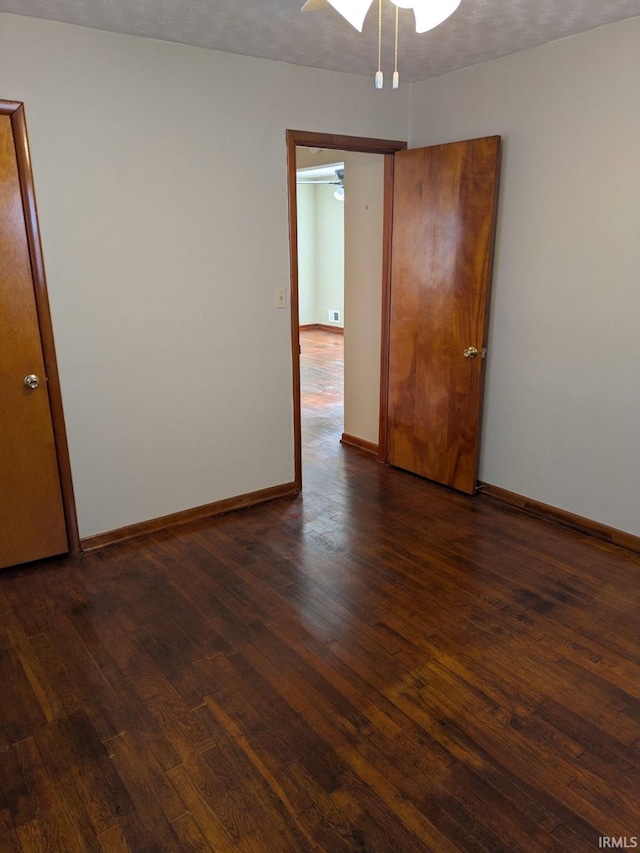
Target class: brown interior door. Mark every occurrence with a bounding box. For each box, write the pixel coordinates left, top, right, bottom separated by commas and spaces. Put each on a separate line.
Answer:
386, 136, 501, 495
0, 114, 68, 568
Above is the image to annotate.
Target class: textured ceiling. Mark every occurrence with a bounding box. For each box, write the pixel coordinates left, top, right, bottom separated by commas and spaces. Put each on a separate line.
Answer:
1, 0, 639, 83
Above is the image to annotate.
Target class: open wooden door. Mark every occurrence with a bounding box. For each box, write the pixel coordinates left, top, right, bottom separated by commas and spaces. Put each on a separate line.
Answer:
386, 136, 501, 495
0, 105, 70, 568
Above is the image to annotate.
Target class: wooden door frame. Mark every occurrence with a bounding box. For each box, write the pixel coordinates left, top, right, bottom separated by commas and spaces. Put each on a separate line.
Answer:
286, 130, 406, 489
1, 99, 80, 554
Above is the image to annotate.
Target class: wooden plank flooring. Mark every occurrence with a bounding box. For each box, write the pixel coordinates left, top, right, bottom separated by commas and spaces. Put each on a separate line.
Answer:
0, 329, 638, 851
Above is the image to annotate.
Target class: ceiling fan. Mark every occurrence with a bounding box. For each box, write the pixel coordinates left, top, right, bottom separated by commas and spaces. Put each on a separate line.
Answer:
301, 0, 461, 34
297, 169, 346, 200
297, 168, 345, 186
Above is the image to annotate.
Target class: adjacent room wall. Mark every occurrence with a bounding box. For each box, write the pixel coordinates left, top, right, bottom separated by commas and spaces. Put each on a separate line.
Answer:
409, 17, 640, 535
297, 155, 345, 330
0, 12, 409, 538
314, 184, 344, 328
296, 183, 317, 326
343, 152, 385, 446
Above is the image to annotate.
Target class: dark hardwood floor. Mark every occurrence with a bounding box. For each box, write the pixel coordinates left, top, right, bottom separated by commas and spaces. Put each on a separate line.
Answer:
1, 329, 638, 852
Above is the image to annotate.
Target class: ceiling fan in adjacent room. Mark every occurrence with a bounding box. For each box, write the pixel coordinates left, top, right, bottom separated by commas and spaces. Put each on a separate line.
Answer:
297, 168, 346, 201
301, 0, 461, 88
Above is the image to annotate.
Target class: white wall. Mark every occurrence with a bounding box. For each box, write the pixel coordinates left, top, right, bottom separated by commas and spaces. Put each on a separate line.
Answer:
314, 184, 344, 328
0, 13, 409, 538
409, 17, 640, 535
296, 184, 317, 326
343, 153, 385, 445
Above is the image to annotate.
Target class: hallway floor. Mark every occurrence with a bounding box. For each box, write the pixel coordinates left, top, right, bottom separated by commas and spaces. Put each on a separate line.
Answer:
300, 326, 344, 478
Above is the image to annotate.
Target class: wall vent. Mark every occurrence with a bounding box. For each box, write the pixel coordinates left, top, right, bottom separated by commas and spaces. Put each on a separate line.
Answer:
328, 310, 341, 323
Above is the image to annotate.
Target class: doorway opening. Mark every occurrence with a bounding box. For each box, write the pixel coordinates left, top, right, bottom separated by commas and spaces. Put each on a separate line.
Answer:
296, 151, 346, 471
287, 131, 407, 491
288, 131, 501, 499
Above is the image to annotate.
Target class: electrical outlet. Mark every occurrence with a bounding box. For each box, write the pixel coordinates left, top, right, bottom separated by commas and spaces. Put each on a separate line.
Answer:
276, 287, 287, 309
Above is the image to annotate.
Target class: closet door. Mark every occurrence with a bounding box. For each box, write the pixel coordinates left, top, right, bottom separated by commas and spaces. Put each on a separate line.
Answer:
0, 110, 68, 568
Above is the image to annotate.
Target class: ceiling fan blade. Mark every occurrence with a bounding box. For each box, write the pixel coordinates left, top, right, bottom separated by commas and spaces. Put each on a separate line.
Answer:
302, 0, 374, 31
325, 0, 375, 31
412, 0, 460, 33
301, 0, 331, 11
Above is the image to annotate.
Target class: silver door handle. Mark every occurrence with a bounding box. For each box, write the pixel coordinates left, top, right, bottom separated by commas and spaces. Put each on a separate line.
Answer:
24, 374, 40, 389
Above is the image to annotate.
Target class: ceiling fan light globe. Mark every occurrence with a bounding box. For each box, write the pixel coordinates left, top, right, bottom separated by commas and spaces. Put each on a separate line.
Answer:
325, 0, 375, 31
412, 0, 460, 32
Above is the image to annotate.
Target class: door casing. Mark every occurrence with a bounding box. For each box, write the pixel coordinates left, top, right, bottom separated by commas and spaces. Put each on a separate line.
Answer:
286, 129, 407, 490
1, 99, 79, 554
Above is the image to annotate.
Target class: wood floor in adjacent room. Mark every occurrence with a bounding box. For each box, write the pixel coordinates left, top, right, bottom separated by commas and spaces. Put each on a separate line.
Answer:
1, 328, 638, 852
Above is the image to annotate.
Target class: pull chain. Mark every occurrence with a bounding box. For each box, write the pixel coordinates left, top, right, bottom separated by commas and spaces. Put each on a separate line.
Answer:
393, 3, 399, 88
375, 0, 383, 89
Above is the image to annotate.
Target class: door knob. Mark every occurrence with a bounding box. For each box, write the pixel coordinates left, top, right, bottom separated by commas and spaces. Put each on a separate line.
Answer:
463, 347, 478, 359
24, 374, 40, 389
